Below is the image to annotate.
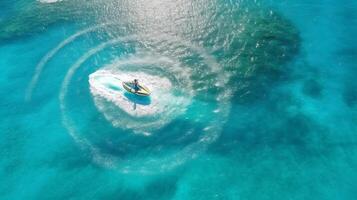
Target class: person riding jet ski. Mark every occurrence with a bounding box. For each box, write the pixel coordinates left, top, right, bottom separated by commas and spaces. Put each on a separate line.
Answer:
133, 79, 140, 92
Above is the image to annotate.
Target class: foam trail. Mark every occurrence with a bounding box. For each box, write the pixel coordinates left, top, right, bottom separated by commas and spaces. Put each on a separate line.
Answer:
89, 55, 192, 133
26, 23, 116, 101
90, 70, 173, 117
38, 0, 62, 3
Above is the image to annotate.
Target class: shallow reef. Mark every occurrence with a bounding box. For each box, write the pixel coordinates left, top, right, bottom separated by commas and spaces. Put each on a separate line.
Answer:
302, 79, 322, 98
191, 1, 301, 103
343, 84, 357, 108
227, 9, 300, 103
0, 0, 101, 41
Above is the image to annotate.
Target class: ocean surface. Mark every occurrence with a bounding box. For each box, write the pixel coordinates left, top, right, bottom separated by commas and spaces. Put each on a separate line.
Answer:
0, 0, 356, 199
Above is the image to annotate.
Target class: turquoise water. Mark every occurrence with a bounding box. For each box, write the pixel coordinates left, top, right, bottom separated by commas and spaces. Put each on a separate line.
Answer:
1, 0, 356, 199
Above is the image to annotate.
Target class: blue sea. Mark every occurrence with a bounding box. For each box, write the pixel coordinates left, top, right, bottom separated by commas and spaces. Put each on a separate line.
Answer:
1, 0, 356, 199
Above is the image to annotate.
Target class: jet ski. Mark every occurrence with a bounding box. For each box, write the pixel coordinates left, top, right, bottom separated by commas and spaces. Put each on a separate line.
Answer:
122, 81, 151, 96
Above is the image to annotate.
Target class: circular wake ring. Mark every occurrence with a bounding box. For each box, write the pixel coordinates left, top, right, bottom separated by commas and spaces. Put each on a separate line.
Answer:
30, 26, 232, 173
